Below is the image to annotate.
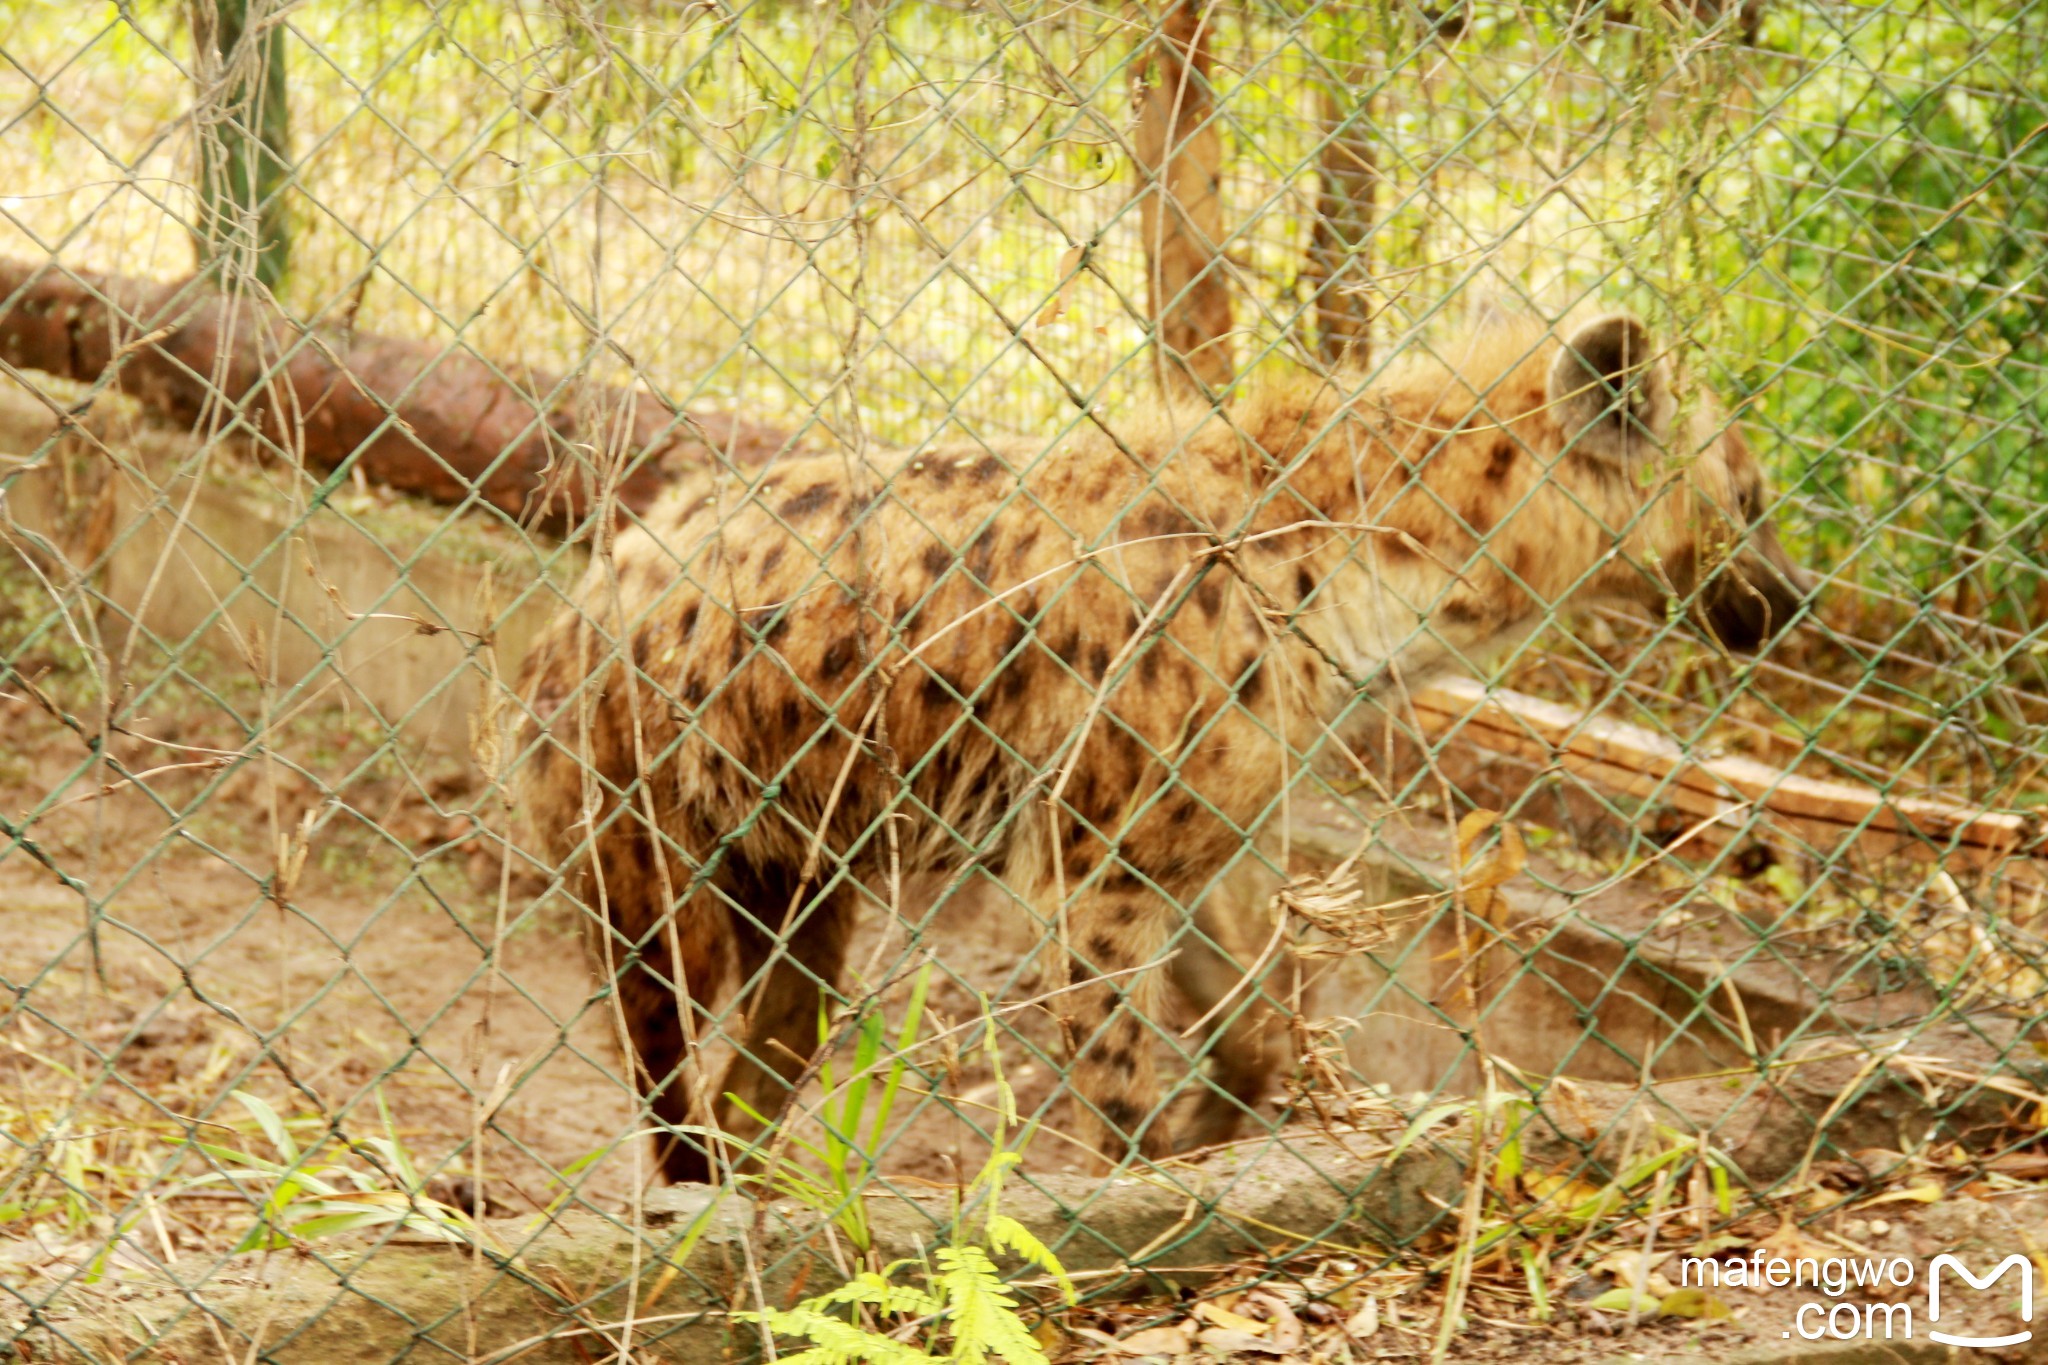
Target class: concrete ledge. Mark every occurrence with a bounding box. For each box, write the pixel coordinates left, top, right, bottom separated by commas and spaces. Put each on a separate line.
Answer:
22, 1137, 1462, 1363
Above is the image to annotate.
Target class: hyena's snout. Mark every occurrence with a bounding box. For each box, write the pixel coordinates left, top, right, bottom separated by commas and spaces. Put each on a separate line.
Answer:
1697, 516, 1812, 652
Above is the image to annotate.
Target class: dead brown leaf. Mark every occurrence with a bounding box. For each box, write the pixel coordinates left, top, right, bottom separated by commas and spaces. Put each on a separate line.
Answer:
1108, 1324, 1193, 1356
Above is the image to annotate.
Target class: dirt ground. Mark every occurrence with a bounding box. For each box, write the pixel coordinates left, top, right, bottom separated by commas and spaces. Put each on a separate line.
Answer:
0, 658, 1184, 1282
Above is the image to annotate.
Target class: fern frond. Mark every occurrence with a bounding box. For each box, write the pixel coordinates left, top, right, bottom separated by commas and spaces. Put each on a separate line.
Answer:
732, 1303, 935, 1365
935, 1244, 1048, 1365
815, 1268, 942, 1317
985, 1215, 1077, 1306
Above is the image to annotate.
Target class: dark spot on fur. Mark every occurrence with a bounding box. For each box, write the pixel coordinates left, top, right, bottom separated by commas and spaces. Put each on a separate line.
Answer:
1112, 900, 1139, 924
1192, 572, 1224, 618
1235, 655, 1265, 704
922, 544, 953, 578
761, 544, 785, 574
1070, 773, 1104, 824
821, 637, 857, 680
919, 670, 954, 710
780, 699, 802, 733
1103, 869, 1142, 895
923, 459, 956, 488
780, 483, 837, 519
966, 526, 1000, 581
681, 675, 706, 705
1485, 439, 1518, 482
1067, 954, 1098, 983
678, 603, 700, 638
1083, 643, 1110, 683
1000, 666, 1030, 700
1381, 536, 1418, 562
1464, 502, 1497, 535
1294, 567, 1315, 601
1136, 503, 1195, 539
1101, 1045, 1136, 1073
1086, 933, 1120, 964
1442, 597, 1485, 626
1100, 1098, 1141, 1129
765, 615, 792, 644
1137, 648, 1161, 684
969, 454, 1003, 483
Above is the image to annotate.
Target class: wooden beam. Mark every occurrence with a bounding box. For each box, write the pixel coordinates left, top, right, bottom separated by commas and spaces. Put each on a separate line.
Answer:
1407, 677, 2042, 868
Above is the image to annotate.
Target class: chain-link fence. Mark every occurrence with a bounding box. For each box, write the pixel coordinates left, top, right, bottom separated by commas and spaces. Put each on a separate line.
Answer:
4, 1, 2046, 1360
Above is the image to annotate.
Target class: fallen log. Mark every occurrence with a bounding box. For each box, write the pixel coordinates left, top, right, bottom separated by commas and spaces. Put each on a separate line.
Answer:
0, 258, 791, 532
1409, 676, 2043, 869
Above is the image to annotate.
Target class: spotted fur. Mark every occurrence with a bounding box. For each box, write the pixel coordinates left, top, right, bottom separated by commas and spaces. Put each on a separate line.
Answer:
516, 311, 1803, 1180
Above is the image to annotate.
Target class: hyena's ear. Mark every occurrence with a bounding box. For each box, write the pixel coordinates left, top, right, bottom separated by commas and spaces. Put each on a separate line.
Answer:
1547, 312, 1675, 466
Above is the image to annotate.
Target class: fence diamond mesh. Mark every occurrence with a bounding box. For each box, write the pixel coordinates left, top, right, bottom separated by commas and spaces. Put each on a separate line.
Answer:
2, 1, 2046, 1361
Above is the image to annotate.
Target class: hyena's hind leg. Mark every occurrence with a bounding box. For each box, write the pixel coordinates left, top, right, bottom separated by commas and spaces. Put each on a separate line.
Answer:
585, 816, 732, 1185
1168, 894, 1289, 1152
1061, 870, 1182, 1170
705, 856, 857, 1164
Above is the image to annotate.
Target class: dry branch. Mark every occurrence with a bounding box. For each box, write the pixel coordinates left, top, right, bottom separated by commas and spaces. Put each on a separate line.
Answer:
1410, 676, 2043, 867
1131, 0, 1234, 397
0, 258, 790, 531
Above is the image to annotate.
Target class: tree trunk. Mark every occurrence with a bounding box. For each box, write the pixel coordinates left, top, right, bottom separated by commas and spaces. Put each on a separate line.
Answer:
191, 0, 293, 290
0, 259, 789, 532
1130, 0, 1233, 399
1308, 74, 1376, 369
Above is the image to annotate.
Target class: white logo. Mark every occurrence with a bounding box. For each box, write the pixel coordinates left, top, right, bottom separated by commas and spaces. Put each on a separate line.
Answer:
1927, 1253, 2034, 1349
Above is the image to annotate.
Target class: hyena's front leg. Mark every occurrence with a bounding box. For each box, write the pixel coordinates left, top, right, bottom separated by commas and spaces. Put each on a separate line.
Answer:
1062, 869, 1177, 1170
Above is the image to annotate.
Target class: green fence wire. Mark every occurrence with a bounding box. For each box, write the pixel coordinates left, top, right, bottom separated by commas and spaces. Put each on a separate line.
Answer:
3, 1, 2046, 1360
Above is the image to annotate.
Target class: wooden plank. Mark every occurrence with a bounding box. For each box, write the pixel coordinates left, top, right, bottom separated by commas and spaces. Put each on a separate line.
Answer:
1407, 677, 2042, 867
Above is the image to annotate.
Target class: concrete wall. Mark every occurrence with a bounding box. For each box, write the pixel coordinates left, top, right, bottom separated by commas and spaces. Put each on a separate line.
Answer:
0, 379, 582, 759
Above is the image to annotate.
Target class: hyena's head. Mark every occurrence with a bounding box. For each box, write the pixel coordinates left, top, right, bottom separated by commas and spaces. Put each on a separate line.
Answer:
1529, 311, 1809, 651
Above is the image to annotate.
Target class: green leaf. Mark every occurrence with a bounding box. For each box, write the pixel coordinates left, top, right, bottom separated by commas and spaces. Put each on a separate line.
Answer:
869, 964, 932, 1154
286, 1207, 409, 1240
815, 1269, 941, 1316
1519, 1242, 1552, 1323
1586, 1286, 1655, 1314
232, 1091, 297, 1164
373, 1089, 423, 1190
1389, 1101, 1470, 1161
723, 1095, 835, 1167
663, 1185, 727, 1269
1658, 1287, 1732, 1319
192, 1141, 287, 1175
0, 1200, 59, 1226
733, 1302, 933, 1365
987, 1214, 1076, 1306
936, 1244, 1045, 1365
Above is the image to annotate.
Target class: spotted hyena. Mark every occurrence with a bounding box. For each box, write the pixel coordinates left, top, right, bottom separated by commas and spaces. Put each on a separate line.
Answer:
517, 310, 1805, 1181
